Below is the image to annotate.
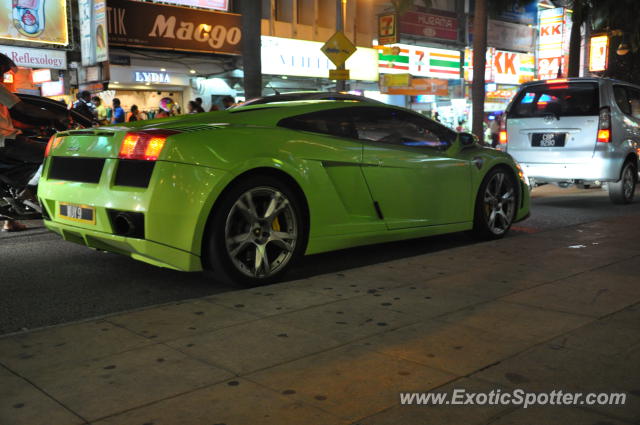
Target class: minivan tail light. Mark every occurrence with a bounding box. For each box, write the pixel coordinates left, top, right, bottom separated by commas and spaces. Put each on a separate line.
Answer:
119, 130, 180, 161
499, 130, 508, 145
597, 107, 611, 143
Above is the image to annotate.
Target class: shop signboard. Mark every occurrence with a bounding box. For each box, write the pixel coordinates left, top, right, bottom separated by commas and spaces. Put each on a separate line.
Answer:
80, 0, 109, 65
537, 7, 571, 80
134, 71, 171, 83
589, 35, 608, 72
487, 20, 535, 53
377, 13, 398, 45
0, 45, 66, 69
0, 0, 68, 45
380, 77, 448, 96
106, 0, 241, 55
399, 8, 458, 42
152, 0, 228, 12
376, 44, 461, 79
464, 48, 535, 84
261, 36, 378, 82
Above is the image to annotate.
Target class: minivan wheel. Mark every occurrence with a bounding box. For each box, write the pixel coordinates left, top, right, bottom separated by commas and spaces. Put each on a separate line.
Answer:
608, 161, 637, 204
470, 168, 517, 240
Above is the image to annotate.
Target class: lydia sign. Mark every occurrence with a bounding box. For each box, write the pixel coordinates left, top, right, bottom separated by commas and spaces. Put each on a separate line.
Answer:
134, 71, 171, 83
106, 0, 241, 54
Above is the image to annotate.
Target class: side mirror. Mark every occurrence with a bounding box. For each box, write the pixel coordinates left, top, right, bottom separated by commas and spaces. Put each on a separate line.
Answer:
459, 132, 479, 148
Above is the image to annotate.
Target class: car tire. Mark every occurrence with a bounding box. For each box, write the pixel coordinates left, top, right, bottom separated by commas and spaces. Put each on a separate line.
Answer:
470, 167, 518, 240
608, 161, 637, 205
204, 175, 307, 286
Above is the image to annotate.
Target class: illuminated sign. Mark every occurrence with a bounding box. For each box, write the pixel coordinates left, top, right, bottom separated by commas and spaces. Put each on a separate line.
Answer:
0, 0, 69, 45
378, 13, 398, 45
0, 45, 66, 69
41, 78, 65, 96
31, 68, 51, 83
376, 43, 461, 79
464, 48, 535, 84
134, 71, 171, 83
537, 7, 571, 80
80, 0, 109, 65
381, 77, 449, 96
261, 36, 378, 82
152, 0, 228, 11
589, 35, 609, 72
3, 73, 13, 83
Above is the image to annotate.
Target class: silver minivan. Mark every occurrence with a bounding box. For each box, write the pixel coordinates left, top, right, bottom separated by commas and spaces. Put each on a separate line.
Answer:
503, 77, 639, 204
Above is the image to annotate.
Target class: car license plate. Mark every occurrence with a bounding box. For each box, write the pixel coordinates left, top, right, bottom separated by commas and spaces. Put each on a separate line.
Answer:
59, 202, 96, 225
532, 133, 566, 147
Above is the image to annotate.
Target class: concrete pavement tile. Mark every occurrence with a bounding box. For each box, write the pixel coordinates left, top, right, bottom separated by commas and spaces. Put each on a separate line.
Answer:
269, 298, 419, 344
205, 286, 338, 317
353, 285, 490, 321
26, 344, 233, 421
91, 378, 342, 425
354, 378, 512, 425
488, 406, 633, 425
166, 319, 343, 375
439, 301, 592, 342
0, 369, 85, 425
358, 321, 533, 376
0, 321, 150, 375
107, 299, 258, 342
421, 269, 542, 299
473, 344, 640, 422
247, 344, 456, 422
548, 318, 640, 357
502, 270, 640, 317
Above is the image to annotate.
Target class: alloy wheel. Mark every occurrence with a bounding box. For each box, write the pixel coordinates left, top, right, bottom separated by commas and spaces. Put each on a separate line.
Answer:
483, 172, 516, 235
622, 165, 635, 200
224, 187, 298, 278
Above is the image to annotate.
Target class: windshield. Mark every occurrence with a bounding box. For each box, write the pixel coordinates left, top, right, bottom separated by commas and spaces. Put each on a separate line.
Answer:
508, 82, 600, 119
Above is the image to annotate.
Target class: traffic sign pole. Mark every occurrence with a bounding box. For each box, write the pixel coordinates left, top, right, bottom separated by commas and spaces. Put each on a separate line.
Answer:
336, 0, 346, 92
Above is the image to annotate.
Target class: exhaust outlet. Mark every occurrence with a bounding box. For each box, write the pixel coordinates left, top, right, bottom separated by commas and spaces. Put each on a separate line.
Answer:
108, 210, 145, 239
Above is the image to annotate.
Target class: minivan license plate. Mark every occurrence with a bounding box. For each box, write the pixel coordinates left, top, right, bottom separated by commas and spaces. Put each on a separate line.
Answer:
532, 133, 566, 147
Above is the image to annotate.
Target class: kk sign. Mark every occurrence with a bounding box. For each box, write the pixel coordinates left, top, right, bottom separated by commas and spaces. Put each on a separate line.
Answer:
464, 48, 534, 84
537, 7, 571, 80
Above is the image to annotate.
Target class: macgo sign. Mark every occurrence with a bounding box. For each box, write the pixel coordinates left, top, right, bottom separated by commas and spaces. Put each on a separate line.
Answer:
106, 0, 241, 54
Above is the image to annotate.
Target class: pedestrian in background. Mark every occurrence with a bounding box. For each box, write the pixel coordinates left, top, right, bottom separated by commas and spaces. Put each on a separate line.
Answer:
71, 91, 94, 121
111, 98, 125, 124
92, 96, 109, 125
195, 97, 204, 110
128, 104, 142, 122
187, 100, 204, 114
222, 95, 236, 109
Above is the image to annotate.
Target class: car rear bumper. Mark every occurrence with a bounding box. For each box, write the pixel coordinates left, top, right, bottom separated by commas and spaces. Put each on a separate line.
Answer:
44, 219, 202, 271
519, 157, 621, 182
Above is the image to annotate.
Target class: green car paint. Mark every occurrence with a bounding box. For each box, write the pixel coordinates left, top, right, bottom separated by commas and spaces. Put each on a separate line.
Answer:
38, 101, 530, 273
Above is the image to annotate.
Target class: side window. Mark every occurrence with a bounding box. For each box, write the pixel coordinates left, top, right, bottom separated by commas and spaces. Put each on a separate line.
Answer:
353, 107, 452, 150
628, 88, 640, 119
277, 109, 357, 139
613, 86, 631, 115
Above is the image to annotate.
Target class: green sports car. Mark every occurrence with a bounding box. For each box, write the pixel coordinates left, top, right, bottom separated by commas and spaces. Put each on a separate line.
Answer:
38, 94, 530, 285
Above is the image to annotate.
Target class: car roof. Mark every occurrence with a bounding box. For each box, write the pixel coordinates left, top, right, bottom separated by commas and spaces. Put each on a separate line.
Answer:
520, 77, 640, 89
233, 92, 383, 109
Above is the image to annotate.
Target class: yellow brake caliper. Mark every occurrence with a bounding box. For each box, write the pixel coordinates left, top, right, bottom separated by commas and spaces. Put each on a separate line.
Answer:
272, 217, 281, 232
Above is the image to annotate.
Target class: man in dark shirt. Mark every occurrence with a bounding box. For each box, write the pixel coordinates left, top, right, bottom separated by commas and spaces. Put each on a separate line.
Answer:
71, 91, 94, 121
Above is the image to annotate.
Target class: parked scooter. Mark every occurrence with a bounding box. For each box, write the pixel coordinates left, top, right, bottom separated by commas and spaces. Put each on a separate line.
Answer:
0, 94, 92, 221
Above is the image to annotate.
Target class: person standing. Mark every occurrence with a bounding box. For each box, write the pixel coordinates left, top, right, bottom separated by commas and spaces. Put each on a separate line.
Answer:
221, 95, 236, 109
71, 91, 94, 121
187, 100, 204, 114
111, 98, 125, 124
128, 104, 142, 122
92, 96, 108, 125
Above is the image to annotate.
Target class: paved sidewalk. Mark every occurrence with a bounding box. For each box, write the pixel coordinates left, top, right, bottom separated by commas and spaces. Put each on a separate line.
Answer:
1, 216, 639, 425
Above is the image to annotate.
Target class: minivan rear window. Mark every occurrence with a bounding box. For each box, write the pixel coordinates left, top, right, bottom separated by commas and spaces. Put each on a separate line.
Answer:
508, 82, 599, 118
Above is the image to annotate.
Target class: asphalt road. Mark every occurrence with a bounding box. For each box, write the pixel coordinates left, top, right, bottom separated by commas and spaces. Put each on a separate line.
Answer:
1, 184, 639, 335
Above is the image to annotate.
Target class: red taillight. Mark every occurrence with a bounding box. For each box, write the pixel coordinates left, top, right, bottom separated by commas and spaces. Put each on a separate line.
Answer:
546, 78, 568, 84
597, 107, 611, 143
597, 129, 611, 143
119, 130, 180, 161
499, 130, 508, 145
45, 135, 62, 157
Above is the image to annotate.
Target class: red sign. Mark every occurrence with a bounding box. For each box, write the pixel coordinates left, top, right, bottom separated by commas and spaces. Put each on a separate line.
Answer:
538, 57, 564, 80
378, 13, 398, 45
400, 9, 458, 41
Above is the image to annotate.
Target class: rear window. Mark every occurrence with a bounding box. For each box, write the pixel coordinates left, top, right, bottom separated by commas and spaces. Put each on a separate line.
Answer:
508, 82, 600, 118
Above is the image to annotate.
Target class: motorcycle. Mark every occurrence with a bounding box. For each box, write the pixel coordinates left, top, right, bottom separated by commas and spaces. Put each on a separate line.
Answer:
0, 94, 92, 221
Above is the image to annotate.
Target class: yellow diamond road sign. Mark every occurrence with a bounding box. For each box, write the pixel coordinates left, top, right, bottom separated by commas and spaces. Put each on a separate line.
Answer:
321, 32, 356, 68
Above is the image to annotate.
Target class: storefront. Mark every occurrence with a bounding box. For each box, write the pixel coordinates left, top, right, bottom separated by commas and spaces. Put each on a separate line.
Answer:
260, 36, 379, 95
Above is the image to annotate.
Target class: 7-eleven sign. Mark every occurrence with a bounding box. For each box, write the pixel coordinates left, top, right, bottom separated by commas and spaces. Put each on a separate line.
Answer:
378, 13, 398, 45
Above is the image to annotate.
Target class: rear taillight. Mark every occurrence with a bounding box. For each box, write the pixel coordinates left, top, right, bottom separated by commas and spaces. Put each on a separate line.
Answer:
44, 135, 62, 157
597, 107, 611, 143
119, 130, 180, 161
499, 118, 508, 145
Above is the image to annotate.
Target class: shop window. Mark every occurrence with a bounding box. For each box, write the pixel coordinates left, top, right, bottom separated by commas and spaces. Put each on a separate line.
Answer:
275, 0, 293, 22
297, 0, 314, 25
317, 0, 336, 28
